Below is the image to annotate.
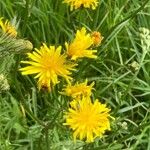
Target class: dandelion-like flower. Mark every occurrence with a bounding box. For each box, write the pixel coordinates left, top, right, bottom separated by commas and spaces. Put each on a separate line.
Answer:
0, 17, 17, 37
65, 27, 97, 60
63, 0, 99, 11
19, 43, 76, 91
64, 97, 111, 142
61, 80, 94, 98
91, 31, 103, 46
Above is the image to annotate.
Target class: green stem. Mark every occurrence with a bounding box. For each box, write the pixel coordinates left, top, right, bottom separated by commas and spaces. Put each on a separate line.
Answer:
123, 50, 147, 99
99, 0, 149, 55
118, 121, 150, 143
22, 0, 30, 36
14, 56, 45, 127
45, 128, 50, 150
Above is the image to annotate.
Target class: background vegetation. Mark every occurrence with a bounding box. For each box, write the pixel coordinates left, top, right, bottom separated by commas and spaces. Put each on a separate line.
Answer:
0, 0, 150, 149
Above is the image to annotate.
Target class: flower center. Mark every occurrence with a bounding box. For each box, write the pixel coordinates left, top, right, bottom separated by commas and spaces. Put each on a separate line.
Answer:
79, 109, 98, 128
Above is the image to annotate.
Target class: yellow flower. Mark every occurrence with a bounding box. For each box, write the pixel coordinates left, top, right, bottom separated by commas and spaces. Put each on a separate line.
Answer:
0, 17, 17, 37
91, 31, 103, 46
61, 80, 94, 98
19, 43, 76, 91
65, 27, 97, 60
63, 0, 99, 11
64, 97, 111, 143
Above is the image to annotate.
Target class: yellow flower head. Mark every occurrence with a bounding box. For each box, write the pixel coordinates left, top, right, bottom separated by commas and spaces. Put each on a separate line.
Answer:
0, 17, 17, 37
91, 31, 103, 46
61, 80, 94, 98
63, 0, 99, 11
65, 27, 97, 60
64, 97, 111, 143
20, 43, 76, 91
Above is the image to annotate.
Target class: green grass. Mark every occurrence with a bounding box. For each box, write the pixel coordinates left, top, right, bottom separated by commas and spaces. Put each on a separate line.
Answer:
0, 0, 150, 149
